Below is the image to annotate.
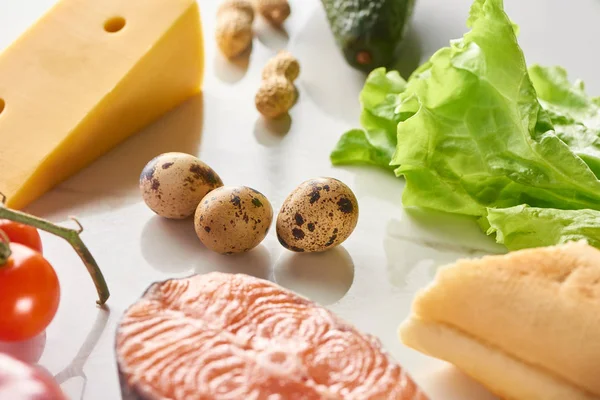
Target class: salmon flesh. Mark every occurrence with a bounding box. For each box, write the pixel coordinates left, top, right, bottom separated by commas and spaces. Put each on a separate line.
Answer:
116, 272, 427, 399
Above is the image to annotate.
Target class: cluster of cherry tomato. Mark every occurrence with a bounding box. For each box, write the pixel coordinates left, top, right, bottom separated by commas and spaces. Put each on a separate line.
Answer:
0, 220, 60, 342
0, 221, 65, 398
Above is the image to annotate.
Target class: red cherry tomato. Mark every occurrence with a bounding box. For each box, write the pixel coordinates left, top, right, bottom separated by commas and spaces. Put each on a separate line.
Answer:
0, 243, 60, 342
0, 353, 66, 400
0, 220, 43, 253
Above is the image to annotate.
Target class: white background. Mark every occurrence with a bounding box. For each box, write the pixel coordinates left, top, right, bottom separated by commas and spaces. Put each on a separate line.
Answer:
1, 0, 599, 398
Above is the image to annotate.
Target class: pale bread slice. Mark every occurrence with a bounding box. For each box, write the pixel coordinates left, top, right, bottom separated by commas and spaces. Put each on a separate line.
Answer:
399, 317, 597, 400
399, 241, 600, 398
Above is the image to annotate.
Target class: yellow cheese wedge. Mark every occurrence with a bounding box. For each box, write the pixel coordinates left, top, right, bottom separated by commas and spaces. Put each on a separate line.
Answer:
0, 0, 204, 209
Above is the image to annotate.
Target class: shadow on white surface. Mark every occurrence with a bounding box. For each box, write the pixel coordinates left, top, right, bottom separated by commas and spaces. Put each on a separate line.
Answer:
195, 244, 271, 280
26, 93, 205, 221
343, 166, 404, 205
288, 6, 422, 125
255, 17, 290, 51
54, 307, 111, 400
402, 208, 506, 254
253, 114, 292, 146
274, 246, 354, 305
213, 49, 251, 84
289, 5, 365, 126
141, 215, 272, 279
141, 216, 202, 273
195, 244, 272, 280
0, 331, 46, 363
391, 24, 424, 80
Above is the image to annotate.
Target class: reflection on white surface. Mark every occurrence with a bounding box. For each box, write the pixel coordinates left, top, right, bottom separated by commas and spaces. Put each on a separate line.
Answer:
384, 218, 493, 290
54, 308, 110, 400
60, 376, 86, 400
421, 362, 499, 400
274, 246, 354, 305
391, 208, 506, 254
0, 332, 46, 364
381, 204, 506, 291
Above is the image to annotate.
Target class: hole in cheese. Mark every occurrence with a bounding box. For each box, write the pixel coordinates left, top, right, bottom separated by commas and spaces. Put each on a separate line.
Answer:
104, 17, 126, 33
0, 98, 4, 115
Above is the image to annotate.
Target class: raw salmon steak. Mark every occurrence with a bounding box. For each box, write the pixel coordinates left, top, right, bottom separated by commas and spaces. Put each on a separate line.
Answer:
116, 272, 427, 400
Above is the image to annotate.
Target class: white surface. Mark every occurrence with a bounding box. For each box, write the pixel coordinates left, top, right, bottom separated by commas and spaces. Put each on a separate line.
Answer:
0, 0, 598, 399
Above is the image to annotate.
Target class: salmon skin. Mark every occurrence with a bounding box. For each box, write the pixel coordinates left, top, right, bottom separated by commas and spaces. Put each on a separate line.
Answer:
116, 272, 427, 400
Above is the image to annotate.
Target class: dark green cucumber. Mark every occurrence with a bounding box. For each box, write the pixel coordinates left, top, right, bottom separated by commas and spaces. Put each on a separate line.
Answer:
321, 0, 416, 73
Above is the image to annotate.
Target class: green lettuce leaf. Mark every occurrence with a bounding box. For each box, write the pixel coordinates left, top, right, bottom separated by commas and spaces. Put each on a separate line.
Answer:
330, 69, 408, 170
487, 205, 600, 250
529, 65, 600, 177
391, 0, 600, 217
329, 0, 600, 252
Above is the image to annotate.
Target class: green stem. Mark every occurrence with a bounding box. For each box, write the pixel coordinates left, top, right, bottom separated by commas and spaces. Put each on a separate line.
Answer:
0, 229, 11, 265
0, 206, 109, 305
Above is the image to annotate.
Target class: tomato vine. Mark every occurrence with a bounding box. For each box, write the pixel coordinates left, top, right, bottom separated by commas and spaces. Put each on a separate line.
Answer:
0, 194, 109, 305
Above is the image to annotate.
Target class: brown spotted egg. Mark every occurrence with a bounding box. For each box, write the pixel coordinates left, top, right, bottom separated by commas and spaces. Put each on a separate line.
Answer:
140, 152, 223, 219
276, 178, 358, 252
194, 186, 273, 254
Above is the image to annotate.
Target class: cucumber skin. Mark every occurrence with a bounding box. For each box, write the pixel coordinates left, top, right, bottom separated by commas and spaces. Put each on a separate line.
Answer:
321, 0, 416, 73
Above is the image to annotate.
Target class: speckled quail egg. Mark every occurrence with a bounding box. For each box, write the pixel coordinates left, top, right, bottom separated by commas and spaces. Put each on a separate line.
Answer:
140, 152, 223, 219
194, 186, 273, 254
276, 178, 359, 252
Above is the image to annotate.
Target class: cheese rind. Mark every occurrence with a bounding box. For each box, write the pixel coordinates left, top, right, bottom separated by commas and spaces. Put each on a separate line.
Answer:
0, 0, 204, 209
